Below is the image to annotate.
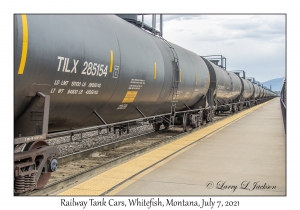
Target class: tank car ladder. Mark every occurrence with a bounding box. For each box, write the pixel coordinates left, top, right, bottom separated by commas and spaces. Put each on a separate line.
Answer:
159, 37, 180, 128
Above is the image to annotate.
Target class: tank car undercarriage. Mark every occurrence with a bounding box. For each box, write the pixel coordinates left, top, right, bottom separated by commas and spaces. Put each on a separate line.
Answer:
14, 89, 274, 194
14, 92, 60, 194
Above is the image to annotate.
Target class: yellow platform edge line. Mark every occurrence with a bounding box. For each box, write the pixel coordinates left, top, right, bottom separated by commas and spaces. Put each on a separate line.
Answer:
107, 138, 199, 195
58, 99, 274, 196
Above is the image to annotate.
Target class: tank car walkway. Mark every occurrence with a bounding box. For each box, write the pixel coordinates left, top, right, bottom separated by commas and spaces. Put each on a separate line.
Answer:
57, 98, 285, 196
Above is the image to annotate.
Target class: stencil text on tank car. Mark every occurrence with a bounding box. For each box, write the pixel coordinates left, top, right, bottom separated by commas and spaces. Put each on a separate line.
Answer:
51, 55, 116, 95
57, 56, 108, 77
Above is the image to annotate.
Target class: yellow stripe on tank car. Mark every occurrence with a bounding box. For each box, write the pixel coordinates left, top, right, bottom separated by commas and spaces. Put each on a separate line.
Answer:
180, 69, 182, 82
109, 50, 114, 73
154, 62, 157, 79
18, 14, 28, 75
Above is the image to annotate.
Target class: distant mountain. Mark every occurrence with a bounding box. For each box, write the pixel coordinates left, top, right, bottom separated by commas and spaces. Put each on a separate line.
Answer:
261, 77, 285, 92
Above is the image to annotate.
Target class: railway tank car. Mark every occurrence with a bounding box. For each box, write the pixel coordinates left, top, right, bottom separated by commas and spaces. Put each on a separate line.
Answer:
230, 72, 254, 109
14, 14, 276, 194
248, 79, 261, 102
200, 58, 243, 114
240, 77, 254, 105
14, 14, 210, 137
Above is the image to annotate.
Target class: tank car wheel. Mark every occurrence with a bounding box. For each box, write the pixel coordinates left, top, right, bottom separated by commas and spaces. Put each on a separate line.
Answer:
24, 140, 52, 189
153, 123, 161, 131
194, 116, 201, 128
206, 112, 210, 121
232, 105, 237, 113
210, 112, 214, 122
240, 104, 243, 111
183, 113, 192, 132
194, 120, 201, 128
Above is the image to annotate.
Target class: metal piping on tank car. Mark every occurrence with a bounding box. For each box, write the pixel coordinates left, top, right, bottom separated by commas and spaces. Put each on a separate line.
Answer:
119, 14, 163, 37
231, 70, 246, 79
202, 55, 227, 70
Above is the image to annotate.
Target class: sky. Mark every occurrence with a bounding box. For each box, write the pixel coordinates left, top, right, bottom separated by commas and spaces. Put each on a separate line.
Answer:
139, 14, 285, 83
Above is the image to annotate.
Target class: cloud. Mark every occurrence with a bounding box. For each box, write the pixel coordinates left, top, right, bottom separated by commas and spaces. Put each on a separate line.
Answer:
164, 15, 285, 42
162, 15, 286, 82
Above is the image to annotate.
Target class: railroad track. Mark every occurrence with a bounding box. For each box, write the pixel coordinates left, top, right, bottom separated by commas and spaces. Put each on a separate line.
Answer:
22, 111, 241, 196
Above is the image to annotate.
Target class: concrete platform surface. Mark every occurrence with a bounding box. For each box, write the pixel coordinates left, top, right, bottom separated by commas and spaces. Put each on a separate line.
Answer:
109, 98, 286, 196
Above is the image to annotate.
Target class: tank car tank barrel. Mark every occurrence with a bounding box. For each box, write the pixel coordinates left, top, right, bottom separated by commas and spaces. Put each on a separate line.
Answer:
14, 15, 210, 137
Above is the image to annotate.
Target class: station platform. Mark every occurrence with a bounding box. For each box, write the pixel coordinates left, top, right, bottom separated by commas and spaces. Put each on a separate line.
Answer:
57, 98, 285, 196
